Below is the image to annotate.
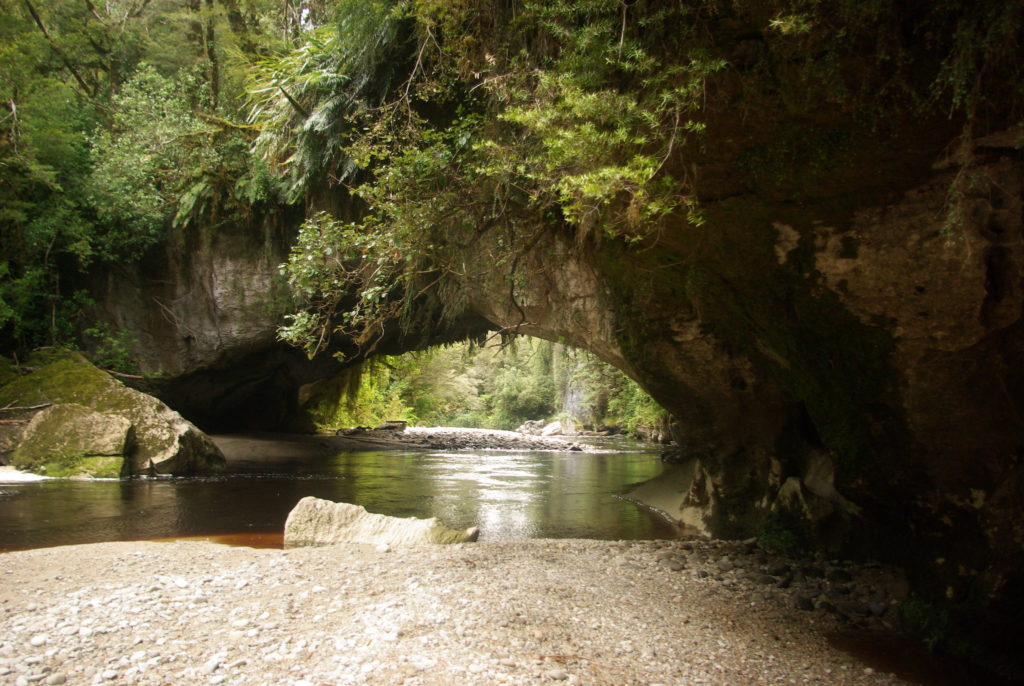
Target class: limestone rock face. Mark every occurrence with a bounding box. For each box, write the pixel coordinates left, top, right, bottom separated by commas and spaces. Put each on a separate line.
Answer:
74, 114, 1024, 659
0, 354, 224, 475
284, 496, 479, 547
80, 211, 347, 432
454, 140, 1024, 646
13, 404, 131, 478
82, 212, 489, 432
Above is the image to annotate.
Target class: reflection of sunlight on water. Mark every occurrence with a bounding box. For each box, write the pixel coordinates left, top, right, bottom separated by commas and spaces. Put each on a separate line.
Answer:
479, 489, 533, 502
1, 445, 674, 551
477, 499, 535, 540
446, 471, 543, 488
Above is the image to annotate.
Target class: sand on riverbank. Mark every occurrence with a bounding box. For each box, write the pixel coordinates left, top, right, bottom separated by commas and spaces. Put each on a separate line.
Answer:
0, 537, 915, 685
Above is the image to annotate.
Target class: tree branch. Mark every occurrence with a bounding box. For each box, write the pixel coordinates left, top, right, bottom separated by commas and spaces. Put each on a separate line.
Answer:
23, 0, 94, 96
83, 0, 103, 22
0, 402, 52, 413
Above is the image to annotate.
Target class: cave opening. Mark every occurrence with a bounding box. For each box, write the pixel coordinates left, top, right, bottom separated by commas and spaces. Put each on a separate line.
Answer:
292, 336, 671, 443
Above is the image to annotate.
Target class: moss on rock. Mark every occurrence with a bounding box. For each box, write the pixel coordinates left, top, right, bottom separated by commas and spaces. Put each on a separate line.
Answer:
0, 352, 225, 476
12, 403, 132, 477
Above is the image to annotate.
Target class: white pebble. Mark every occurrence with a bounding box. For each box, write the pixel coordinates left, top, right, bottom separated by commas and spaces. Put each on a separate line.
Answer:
29, 635, 47, 647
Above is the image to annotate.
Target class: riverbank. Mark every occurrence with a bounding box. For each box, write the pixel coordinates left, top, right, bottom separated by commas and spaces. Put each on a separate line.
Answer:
0, 537, 913, 686
212, 427, 589, 463
2, 428, 610, 481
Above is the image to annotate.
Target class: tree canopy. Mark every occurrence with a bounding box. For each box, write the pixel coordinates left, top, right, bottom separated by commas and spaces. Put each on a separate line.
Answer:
0, 0, 294, 351
1, 0, 1020, 360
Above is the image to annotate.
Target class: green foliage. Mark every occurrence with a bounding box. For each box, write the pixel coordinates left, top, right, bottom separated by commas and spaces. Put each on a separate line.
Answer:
478, 340, 556, 429
307, 359, 414, 428
272, 1, 727, 352
247, 0, 414, 200
0, 3, 100, 347
90, 65, 281, 254
399, 345, 485, 426
82, 323, 140, 374
899, 597, 953, 652
88, 67, 197, 255
554, 344, 667, 433
472, 5, 723, 239
306, 336, 665, 435
758, 510, 809, 556
277, 211, 406, 357
0, 0, 290, 352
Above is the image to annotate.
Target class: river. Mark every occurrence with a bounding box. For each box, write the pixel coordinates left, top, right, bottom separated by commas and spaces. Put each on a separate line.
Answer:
0, 438, 676, 552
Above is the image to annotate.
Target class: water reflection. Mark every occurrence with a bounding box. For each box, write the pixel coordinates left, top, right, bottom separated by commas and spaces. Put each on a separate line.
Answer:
0, 446, 676, 552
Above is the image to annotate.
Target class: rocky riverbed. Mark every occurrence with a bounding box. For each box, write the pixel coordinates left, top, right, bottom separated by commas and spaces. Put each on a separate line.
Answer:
397, 426, 580, 451
0, 537, 916, 685
210, 427, 585, 464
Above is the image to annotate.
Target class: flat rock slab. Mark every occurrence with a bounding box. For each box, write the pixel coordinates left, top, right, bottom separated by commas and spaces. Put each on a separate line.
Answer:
284, 496, 478, 547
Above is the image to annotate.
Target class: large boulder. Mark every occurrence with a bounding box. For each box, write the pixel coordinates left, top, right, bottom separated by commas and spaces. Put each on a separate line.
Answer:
284, 496, 479, 548
13, 404, 132, 478
0, 353, 224, 475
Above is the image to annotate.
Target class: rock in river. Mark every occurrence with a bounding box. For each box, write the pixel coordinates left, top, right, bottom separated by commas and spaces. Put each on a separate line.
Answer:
13, 403, 132, 478
0, 352, 224, 476
284, 496, 479, 547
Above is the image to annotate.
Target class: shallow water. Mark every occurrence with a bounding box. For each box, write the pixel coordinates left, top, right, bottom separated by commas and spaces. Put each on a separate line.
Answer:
0, 442, 676, 551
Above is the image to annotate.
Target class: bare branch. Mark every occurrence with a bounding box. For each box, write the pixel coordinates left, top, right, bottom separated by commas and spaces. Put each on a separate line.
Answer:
0, 403, 52, 413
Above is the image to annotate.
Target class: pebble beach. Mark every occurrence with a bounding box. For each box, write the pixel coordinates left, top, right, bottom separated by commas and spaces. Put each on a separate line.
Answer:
0, 536, 914, 685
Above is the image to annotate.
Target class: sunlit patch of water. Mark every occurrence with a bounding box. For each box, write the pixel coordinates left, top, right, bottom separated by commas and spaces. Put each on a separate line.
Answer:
0, 440, 676, 552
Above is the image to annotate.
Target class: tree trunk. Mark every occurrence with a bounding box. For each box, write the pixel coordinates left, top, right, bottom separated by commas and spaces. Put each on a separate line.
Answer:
205, 0, 219, 108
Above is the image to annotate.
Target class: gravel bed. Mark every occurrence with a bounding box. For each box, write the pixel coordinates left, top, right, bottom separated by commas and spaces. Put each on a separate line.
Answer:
403, 426, 580, 451
350, 427, 579, 452
0, 537, 912, 685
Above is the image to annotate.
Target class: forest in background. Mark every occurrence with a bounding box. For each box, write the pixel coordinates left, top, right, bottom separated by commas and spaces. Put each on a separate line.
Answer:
305, 337, 669, 437
4, 0, 1015, 436
0, 0, 673, 435
1, 0, 299, 350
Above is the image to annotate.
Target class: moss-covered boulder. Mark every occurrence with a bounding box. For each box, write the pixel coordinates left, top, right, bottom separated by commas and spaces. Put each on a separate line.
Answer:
13, 404, 131, 478
0, 353, 224, 475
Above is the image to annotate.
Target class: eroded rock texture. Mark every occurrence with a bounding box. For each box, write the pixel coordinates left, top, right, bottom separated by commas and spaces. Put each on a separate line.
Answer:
447, 134, 1024, 659
85, 140, 1024, 645
80, 120, 1023, 669
80, 210, 349, 431
284, 496, 479, 548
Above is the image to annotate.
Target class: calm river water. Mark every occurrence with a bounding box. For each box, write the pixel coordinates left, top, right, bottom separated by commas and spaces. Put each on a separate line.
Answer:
0, 440, 676, 551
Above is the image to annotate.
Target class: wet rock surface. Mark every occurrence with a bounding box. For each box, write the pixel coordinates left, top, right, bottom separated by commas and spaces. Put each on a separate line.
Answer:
0, 537, 911, 685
